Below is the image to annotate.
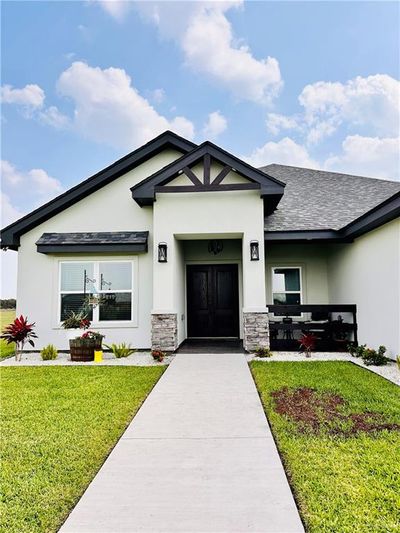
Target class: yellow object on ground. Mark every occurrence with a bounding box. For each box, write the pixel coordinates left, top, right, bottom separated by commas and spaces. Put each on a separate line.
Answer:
94, 350, 103, 363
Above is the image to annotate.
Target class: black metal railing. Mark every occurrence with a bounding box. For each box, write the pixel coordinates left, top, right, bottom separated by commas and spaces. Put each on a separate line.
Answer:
268, 304, 357, 352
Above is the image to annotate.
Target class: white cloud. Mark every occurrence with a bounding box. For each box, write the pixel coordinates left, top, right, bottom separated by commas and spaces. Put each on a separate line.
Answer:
96, 0, 132, 21
0, 192, 24, 228
325, 135, 400, 180
266, 113, 299, 135
132, 1, 282, 104
29, 168, 64, 197
0, 83, 45, 108
1, 160, 63, 203
1, 160, 24, 185
299, 74, 400, 143
150, 88, 166, 104
56, 61, 194, 149
245, 137, 319, 168
202, 111, 227, 140
38, 106, 70, 129
262, 74, 400, 147
1, 82, 70, 129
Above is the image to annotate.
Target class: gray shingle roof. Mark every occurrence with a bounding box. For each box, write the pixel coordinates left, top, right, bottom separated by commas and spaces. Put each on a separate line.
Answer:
260, 164, 400, 231
36, 231, 148, 245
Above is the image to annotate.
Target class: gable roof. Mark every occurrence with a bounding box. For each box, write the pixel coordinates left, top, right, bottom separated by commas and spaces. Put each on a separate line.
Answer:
2, 134, 399, 250
131, 141, 285, 214
1, 131, 195, 249
261, 164, 400, 233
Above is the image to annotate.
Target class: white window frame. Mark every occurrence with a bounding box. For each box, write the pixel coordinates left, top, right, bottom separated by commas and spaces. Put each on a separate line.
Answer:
58, 259, 136, 326
271, 266, 303, 311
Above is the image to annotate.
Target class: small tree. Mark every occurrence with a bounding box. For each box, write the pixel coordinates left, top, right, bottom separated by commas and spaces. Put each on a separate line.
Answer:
1, 315, 37, 361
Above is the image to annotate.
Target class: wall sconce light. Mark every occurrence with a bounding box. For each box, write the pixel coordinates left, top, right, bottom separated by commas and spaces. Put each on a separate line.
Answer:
208, 240, 223, 255
250, 240, 259, 261
158, 242, 167, 263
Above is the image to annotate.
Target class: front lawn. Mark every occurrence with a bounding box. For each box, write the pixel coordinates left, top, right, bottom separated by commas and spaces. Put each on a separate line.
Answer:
250, 361, 400, 533
0, 366, 164, 533
0, 309, 16, 359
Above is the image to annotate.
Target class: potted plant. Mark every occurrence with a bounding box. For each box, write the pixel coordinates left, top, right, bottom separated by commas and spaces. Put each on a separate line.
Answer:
61, 311, 91, 341
69, 330, 104, 362
1, 315, 37, 361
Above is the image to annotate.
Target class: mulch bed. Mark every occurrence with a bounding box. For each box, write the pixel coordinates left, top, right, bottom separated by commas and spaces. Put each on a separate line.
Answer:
271, 387, 400, 437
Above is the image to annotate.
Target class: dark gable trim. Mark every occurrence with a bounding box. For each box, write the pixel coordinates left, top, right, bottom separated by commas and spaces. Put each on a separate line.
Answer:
37, 243, 148, 254
340, 190, 400, 239
265, 191, 400, 243
264, 229, 345, 243
0, 131, 196, 250
130, 142, 285, 212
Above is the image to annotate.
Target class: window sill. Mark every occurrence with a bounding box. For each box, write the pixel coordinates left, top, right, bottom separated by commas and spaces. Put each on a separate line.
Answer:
53, 321, 138, 330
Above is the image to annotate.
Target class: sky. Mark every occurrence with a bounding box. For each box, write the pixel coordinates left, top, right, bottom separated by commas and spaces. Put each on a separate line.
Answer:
1, 0, 399, 297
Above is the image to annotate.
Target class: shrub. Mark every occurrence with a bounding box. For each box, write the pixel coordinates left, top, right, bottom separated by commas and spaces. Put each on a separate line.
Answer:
104, 343, 136, 358
1, 315, 37, 361
152, 350, 166, 362
40, 344, 58, 360
348, 343, 367, 358
298, 333, 318, 357
254, 346, 273, 358
362, 345, 388, 366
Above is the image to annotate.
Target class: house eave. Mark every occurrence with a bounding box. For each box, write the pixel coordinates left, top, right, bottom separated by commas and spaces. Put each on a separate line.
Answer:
265, 191, 400, 243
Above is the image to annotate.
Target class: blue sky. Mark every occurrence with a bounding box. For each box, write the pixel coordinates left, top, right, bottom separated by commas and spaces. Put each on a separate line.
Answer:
1, 0, 399, 296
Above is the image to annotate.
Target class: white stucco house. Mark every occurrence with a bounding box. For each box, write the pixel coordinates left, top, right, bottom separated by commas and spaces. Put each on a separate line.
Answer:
1, 131, 399, 358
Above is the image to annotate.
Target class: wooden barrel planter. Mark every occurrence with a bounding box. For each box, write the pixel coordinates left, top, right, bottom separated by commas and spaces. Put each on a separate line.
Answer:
69, 338, 97, 362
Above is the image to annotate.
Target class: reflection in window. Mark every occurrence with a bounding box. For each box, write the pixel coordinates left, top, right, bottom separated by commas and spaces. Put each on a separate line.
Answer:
272, 267, 302, 315
60, 261, 133, 322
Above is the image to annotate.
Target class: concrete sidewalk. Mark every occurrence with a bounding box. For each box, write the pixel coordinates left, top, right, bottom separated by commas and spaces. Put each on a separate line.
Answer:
60, 353, 304, 533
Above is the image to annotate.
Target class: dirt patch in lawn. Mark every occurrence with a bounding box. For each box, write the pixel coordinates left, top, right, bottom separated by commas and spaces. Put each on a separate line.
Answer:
271, 387, 400, 437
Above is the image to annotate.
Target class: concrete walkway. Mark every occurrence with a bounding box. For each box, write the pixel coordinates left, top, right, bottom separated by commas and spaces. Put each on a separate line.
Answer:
60, 353, 304, 533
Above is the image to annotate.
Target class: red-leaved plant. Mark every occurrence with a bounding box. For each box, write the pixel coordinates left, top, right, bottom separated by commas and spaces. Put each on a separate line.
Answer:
1, 315, 38, 361
151, 350, 166, 362
298, 333, 318, 357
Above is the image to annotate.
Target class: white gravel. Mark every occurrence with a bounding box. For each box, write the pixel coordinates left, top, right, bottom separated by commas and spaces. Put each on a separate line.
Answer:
0, 351, 173, 367
2, 350, 399, 386
247, 351, 400, 386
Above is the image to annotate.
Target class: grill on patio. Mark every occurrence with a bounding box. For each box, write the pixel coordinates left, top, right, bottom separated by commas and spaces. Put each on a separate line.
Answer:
268, 304, 358, 352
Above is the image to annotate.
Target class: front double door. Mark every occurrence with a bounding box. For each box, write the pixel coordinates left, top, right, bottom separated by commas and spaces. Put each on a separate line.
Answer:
187, 264, 239, 338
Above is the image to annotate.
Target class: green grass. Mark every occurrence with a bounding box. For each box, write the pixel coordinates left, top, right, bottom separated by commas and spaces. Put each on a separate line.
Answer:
0, 366, 164, 533
0, 309, 16, 359
250, 361, 400, 533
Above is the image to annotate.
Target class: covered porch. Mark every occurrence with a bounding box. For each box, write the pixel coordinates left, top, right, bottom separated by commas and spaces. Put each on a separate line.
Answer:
268, 304, 357, 352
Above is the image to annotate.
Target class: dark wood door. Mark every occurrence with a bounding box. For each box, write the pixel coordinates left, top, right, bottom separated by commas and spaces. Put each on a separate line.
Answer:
187, 264, 239, 338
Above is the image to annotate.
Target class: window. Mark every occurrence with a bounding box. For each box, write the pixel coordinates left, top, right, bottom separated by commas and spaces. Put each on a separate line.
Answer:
59, 261, 133, 323
272, 267, 302, 307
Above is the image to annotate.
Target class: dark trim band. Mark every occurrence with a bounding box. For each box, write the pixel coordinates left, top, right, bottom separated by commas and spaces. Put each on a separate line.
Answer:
37, 243, 148, 254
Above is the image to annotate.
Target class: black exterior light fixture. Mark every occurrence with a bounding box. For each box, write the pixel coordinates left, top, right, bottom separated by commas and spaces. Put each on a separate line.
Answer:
158, 242, 168, 263
250, 240, 259, 261
208, 240, 223, 255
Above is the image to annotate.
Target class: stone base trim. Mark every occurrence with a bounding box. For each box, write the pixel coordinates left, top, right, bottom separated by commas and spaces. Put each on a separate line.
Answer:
151, 313, 178, 352
243, 312, 270, 352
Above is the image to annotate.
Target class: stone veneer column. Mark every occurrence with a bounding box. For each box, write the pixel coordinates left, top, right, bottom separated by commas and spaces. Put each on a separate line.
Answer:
151, 313, 178, 352
243, 311, 270, 352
